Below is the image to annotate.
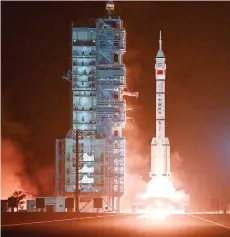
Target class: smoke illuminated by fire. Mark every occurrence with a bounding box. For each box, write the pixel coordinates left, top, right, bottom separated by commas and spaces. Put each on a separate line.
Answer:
1, 139, 38, 199
1, 138, 55, 200
120, 104, 190, 212
121, 120, 190, 211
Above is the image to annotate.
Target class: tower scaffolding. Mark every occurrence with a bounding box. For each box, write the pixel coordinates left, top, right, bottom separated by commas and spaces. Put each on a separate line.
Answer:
95, 12, 126, 210
56, 1, 136, 212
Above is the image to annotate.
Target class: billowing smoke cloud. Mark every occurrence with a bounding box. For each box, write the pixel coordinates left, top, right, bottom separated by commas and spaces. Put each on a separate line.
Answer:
171, 152, 190, 204
1, 137, 56, 199
1, 139, 38, 199
1, 98, 39, 198
121, 122, 149, 212
32, 165, 55, 196
125, 122, 149, 172
121, 123, 190, 211
121, 49, 151, 211
1, 107, 55, 199
121, 173, 147, 212
171, 152, 185, 187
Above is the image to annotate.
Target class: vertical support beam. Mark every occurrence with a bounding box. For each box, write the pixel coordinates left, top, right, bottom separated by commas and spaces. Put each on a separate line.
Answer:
118, 53, 122, 64
116, 197, 120, 213
55, 139, 60, 196
112, 196, 115, 210
109, 196, 113, 210
75, 130, 79, 212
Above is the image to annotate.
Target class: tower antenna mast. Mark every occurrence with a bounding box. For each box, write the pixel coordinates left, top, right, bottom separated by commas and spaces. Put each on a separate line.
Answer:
106, 1, 115, 18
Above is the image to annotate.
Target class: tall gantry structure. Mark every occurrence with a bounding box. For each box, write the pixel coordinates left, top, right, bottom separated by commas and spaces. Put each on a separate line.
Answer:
56, 2, 138, 212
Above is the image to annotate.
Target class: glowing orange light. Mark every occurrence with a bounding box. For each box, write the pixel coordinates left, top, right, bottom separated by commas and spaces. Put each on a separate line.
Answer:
141, 176, 177, 201
140, 176, 185, 219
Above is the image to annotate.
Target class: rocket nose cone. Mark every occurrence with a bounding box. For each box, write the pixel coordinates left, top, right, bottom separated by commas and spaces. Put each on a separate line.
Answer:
156, 49, 165, 58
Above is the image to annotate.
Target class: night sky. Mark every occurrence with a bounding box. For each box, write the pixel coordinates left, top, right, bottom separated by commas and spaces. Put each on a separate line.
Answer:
2, 2, 230, 204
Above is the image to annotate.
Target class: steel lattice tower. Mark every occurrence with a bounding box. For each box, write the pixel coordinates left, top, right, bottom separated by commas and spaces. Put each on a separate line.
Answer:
55, 2, 138, 212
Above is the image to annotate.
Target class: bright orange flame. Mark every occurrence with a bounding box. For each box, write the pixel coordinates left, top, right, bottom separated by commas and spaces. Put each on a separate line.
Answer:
140, 176, 181, 219
141, 176, 177, 200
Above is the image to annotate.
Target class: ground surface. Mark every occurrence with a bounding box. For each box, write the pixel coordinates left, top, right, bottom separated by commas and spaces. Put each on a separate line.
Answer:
1, 213, 230, 237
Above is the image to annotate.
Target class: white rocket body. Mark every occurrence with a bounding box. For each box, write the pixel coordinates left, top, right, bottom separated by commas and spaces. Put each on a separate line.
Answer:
150, 32, 171, 177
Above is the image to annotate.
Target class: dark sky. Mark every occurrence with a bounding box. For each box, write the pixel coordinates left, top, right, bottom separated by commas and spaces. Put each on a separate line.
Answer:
2, 2, 230, 201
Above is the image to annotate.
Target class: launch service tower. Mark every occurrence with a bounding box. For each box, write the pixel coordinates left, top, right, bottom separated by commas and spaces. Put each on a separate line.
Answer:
55, 2, 137, 212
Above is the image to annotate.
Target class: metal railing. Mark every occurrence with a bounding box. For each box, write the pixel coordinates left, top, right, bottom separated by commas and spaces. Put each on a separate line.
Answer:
72, 120, 96, 124
97, 99, 125, 104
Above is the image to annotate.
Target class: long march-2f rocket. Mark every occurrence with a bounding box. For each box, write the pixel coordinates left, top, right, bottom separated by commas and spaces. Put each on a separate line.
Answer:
150, 31, 171, 178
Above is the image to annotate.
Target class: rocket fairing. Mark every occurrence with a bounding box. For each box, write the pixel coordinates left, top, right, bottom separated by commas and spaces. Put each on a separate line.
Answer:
150, 31, 171, 178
